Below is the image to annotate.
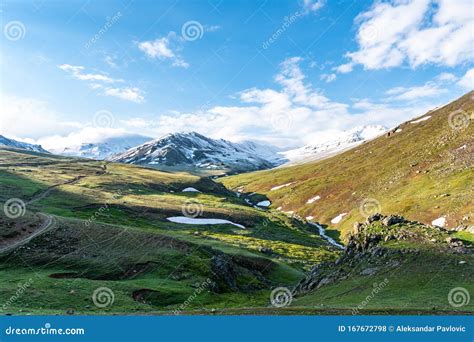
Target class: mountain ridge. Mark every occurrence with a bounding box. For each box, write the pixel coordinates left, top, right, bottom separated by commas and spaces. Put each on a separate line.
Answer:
0, 135, 49, 153
108, 131, 287, 174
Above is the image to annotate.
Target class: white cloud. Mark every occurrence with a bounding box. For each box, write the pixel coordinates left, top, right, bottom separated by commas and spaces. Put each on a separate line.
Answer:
138, 34, 189, 68
119, 57, 440, 147
59, 64, 118, 83
385, 83, 447, 101
104, 55, 118, 69
120, 118, 149, 128
436, 72, 457, 82
37, 127, 137, 153
302, 0, 325, 14
139, 37, 174, 59
0, 94, 81, 140
334, 62, 354, 74
344, 0, 474, 70
457, 68, 474, 89
58, 64, 145, 103
104, 87, 145, 103
320, 73, 336, 83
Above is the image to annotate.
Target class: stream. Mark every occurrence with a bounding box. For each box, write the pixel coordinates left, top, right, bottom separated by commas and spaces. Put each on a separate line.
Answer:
308, 222, 344, 249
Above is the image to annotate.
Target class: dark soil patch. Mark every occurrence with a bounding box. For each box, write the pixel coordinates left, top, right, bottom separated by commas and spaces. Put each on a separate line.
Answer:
132, 289, 188, 306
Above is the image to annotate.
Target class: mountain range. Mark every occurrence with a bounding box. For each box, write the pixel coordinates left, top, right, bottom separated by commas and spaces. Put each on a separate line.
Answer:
0, 135, 49, 153
108, 131, 286, 174
50, 133, 151, 160
1, 125, 388, 174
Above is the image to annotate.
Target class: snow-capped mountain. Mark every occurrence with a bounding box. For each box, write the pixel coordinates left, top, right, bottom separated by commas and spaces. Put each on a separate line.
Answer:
281, 125, 387, 165
52, 134, 152, 160
0, 135, 49, 153
108, 132, 285, 173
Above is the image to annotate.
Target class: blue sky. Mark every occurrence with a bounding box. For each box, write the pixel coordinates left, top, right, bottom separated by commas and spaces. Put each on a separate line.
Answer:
1, 0, 473, 149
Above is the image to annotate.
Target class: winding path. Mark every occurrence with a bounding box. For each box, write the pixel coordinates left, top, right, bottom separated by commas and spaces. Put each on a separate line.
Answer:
1, 163, 108, 254
0, 213, 56, 254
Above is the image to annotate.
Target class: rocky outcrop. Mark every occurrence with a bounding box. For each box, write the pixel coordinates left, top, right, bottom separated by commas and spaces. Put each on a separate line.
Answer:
293, 213, 471, 297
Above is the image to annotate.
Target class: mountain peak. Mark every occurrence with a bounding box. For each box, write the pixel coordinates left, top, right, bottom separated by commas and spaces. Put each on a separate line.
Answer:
109, 132, 285, 174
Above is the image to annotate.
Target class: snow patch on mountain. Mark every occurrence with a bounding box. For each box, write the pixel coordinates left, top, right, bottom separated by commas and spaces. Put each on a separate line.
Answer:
109, 132, 285, 173
44, 130, 152, 160
281, 125, 386, 165
0, 135, 49, 153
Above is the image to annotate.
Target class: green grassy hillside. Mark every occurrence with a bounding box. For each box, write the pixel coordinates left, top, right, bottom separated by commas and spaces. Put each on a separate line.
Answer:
0, 147, 338, 315
221, 92, 474, 239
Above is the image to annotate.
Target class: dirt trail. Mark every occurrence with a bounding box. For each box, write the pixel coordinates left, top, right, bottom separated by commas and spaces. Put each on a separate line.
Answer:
0, 163, 109, 253
0, 213, 56, 254
27, 163, 108, 205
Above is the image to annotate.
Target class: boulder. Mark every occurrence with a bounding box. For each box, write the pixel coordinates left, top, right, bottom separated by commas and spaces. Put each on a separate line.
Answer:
382, 215, 406, 226
367, 213, 383, 224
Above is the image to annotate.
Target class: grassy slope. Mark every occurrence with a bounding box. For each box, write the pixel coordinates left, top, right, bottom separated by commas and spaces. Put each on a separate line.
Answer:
292, 220, 473, 313
0, 148, 338, 315
221, 92, 474, 238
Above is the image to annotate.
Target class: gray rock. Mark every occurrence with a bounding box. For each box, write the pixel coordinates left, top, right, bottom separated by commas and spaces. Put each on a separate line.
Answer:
382, 215, 406, 226
360, 267, 378, 276
367, 213, 383, 224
